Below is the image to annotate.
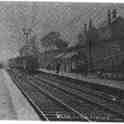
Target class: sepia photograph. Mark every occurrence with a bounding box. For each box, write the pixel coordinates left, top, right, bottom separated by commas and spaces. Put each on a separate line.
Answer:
0, 1, 124, 121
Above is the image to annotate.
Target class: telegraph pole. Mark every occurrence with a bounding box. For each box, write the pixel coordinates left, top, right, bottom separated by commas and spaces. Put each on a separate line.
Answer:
88, 39, 93, 72
87, 18, 94, 72
22, 28, 32, 43
22, 27, 33, 56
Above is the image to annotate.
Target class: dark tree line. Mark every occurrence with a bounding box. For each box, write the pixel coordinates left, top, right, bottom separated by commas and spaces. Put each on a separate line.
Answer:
40, 31, 69, 51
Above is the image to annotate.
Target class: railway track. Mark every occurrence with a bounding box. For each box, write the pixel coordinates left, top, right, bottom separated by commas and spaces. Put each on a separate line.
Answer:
37, 71, 124, 102
7, 69, 124, 121
38, 71, 124, 100
31, 71, 124, 121
7, 69, 89, 121
35, 72, 120, 101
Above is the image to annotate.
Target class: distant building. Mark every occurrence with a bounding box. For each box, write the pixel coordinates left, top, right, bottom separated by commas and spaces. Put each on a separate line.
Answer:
39, 45, 87, 73
85, 9, 124, 71
39, 9, 124, 74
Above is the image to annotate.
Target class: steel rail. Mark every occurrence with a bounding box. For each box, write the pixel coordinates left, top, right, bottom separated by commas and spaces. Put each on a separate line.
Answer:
32, 73, 124, 120
7, 70, 49, 121
27, 76, 90, 121
8, 69, 89, 121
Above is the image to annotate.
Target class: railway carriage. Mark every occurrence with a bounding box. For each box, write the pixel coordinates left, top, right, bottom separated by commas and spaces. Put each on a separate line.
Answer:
8, 56, 39, 72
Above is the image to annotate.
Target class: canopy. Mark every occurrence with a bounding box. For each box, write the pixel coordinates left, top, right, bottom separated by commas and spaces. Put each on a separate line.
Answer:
54, 53, 65, 58
63, 52, 78, 59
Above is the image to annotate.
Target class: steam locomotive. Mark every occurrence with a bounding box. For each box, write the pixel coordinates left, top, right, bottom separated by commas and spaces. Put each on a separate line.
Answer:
8, 56, 39, 72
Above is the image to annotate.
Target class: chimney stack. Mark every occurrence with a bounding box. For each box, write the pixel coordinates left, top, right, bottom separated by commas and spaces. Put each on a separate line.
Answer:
89, 18, 92, 30
84, 24, 87, 33
107, 9, 111, 25
112, 9, 117, 19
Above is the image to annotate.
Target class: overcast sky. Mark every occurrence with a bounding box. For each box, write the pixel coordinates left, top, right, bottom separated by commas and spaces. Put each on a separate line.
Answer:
0, 2, 124, 60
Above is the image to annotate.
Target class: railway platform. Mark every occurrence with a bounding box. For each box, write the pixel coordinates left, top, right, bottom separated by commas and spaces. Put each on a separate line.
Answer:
39, 68, 124, 91
0, 69, 39, 120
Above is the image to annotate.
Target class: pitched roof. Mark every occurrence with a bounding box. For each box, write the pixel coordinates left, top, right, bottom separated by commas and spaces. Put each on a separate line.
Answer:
97, 16, 124, 42
110, 16, 124, 40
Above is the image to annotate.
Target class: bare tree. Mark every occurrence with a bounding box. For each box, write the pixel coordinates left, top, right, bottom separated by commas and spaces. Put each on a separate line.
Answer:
3, 2, 43, 55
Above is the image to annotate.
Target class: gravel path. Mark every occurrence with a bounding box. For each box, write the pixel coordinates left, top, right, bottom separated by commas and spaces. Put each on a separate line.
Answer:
0, 70, 17, 119
1, 69, 39, 120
